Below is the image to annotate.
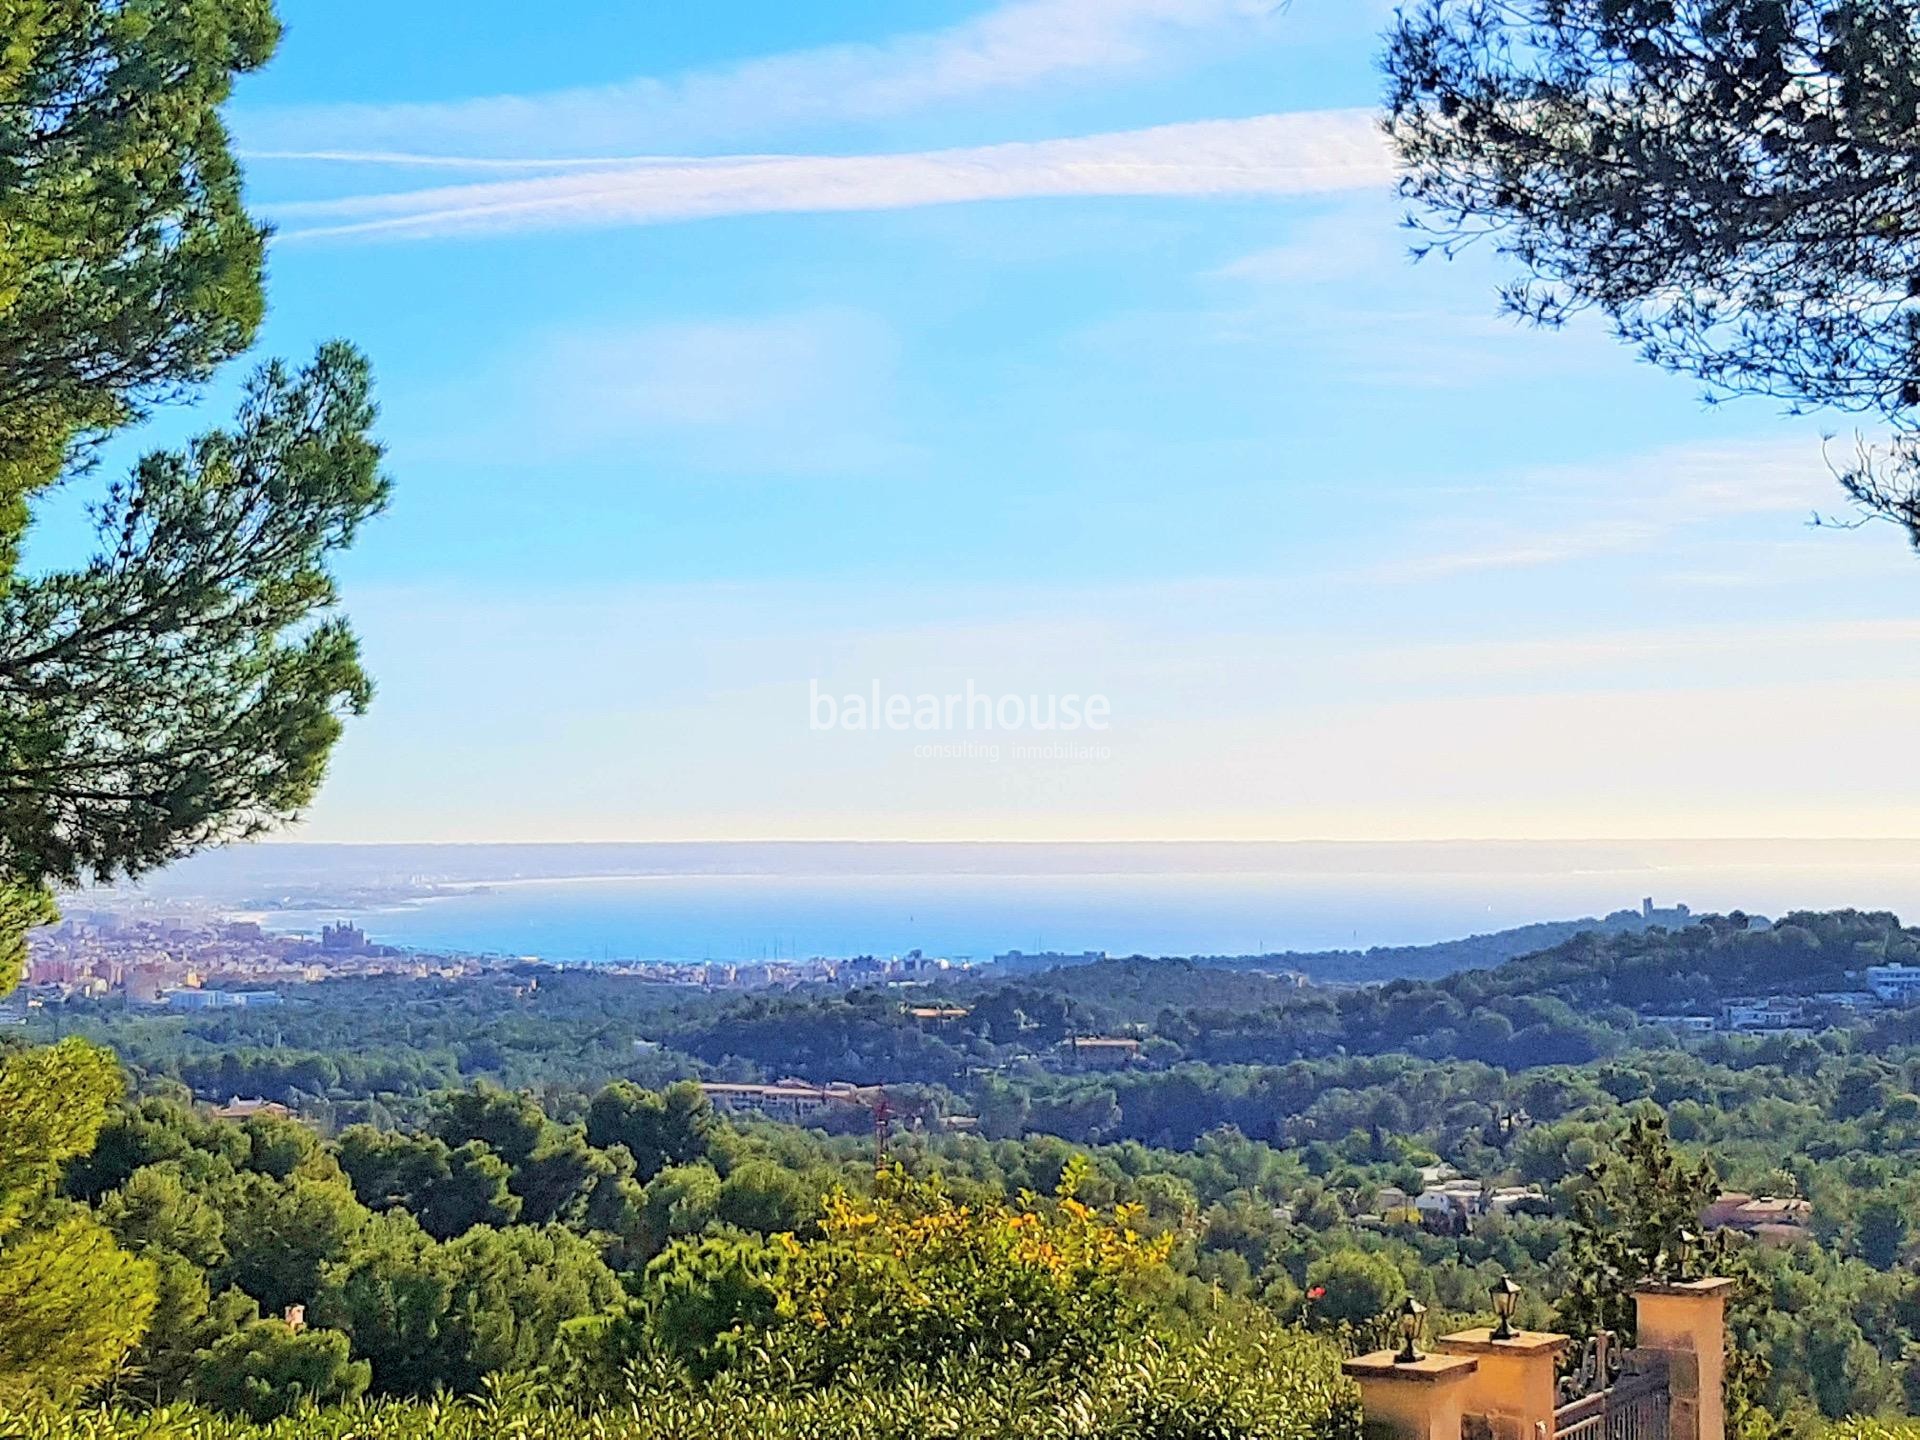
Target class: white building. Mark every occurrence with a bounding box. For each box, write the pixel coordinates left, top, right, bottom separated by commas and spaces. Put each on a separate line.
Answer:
1645, 1014, 1717, 1034
1723, 1000, 1803, 1031
1415, 1179, 1485, 1218
1812, 991, 1880, 1010
1487, 1186, 1549, 1216
1866, 964, 1920, 1004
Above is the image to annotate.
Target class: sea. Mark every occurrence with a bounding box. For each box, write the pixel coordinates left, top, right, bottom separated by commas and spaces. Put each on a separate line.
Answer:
107, 838, 1920, 965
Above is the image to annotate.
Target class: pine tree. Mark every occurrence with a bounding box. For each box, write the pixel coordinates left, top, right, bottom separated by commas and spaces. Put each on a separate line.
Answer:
0, 0, 388, 977
1385, 0, 1920, 547
0, 1039, 157, 1398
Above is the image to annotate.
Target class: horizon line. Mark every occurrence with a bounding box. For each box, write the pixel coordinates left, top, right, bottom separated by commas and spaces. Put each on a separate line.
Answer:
247, 835, 1920, 847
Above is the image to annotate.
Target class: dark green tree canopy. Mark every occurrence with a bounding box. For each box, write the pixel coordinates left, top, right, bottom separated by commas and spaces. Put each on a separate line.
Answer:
193, 1319, 369, 1421
0, 0, 280, 569
0, 343, 388, 890
0, 1, 387, 981
1385, 0, 1920, 540
586, 1079, 717, 1181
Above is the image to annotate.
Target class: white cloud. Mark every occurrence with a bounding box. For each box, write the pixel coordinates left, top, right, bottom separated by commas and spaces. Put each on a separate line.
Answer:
267, 112, 1390, 243
1369, 616, 1920, 682
402, 310, 908, 475
239, 0, 1289, 158
1374, 522, 1663, 581
305, 572, 1920, 843
1364, 438, 1839, 582
547, 314, 891, 431
1213, 202, 1400, 284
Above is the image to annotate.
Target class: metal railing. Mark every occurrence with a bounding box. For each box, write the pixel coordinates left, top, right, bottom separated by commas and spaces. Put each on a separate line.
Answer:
1552, 1335, 1669, 1440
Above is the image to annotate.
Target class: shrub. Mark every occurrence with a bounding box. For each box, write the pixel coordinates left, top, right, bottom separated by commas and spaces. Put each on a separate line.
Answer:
192, 1321, 369, 1421
1, 1326, 1361, 1439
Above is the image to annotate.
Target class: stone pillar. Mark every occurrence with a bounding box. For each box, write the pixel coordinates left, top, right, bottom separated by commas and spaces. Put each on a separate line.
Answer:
1343, 1350, 1481, 1440
1634, 1277, 1735, 1440
1436, 1328, 1570, 1440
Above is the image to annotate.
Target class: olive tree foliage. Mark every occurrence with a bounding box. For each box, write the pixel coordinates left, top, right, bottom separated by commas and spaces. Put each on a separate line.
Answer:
0, 2, 390, 979
1384, 0, 1920, 540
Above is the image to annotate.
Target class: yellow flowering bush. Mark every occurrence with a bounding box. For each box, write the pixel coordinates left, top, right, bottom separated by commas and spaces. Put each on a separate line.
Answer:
624, 1155, 1172, 1384
779, 1155, 1173, 1375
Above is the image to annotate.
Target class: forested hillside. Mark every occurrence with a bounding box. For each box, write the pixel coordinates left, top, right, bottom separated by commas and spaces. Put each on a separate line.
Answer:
1212, 902, 1698, 982
16, 910, 1920, 1429
47, 908, 1913, 1113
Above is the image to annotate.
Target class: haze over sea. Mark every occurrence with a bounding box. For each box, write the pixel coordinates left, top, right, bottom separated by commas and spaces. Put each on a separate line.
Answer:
105, 839, 1920, 965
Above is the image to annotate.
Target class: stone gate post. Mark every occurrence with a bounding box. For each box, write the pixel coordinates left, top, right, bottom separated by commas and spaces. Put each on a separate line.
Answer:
1633, 1277, 1735, 1440
1342, 1350, 1481, 1440
1436, 1327, 1569, 1440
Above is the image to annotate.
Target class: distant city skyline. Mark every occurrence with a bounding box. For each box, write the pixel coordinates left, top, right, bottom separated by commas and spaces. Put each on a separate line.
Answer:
28, 0, 1920, 844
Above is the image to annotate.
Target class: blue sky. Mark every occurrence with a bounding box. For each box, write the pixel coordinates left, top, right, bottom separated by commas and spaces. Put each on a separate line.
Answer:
38, 0, 1920, 842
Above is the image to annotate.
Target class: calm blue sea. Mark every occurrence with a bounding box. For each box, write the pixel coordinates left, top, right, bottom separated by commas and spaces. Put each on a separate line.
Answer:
210, 839, 1920, 964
